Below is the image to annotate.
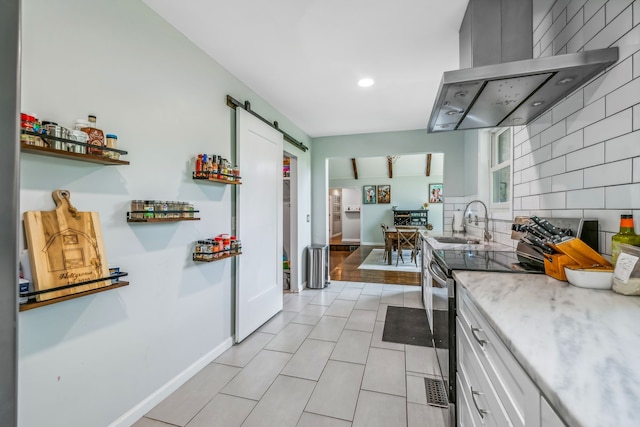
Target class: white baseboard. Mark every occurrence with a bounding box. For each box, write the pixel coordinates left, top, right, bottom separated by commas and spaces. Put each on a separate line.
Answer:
108, 337, 234, 427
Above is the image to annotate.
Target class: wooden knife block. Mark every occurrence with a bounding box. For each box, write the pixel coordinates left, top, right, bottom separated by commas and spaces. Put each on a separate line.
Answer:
544, 237, 611, 281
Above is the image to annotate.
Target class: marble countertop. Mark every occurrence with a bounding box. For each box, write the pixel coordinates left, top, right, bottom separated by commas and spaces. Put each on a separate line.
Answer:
453, 270, 640, 427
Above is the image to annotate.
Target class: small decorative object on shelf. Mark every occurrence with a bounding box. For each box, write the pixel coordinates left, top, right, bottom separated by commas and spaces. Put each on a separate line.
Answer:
193, 153, 241, 184
193, 234, 242, 262
127, 200, 199, 222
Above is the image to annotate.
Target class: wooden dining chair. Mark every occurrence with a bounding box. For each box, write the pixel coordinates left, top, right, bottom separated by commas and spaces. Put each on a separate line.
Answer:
396, 227, 419, 267
381, 224, 394, 263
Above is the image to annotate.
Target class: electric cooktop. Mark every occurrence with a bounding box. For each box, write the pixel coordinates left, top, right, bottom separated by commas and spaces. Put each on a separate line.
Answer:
433, 249, 545, 274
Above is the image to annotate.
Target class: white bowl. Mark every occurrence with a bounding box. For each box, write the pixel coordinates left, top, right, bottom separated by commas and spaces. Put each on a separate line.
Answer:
564, 266, 614, 289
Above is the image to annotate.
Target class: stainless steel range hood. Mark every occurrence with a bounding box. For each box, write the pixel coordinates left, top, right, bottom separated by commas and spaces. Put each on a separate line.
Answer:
427, 0, 618, 133
427, 48, 618, 133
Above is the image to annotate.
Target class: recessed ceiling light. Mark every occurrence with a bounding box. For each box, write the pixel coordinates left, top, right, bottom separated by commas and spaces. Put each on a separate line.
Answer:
358, 78, 374, 88
531, 100, 545, 107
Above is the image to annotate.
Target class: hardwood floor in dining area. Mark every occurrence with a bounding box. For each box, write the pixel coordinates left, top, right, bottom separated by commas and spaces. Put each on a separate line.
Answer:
330, 245, 420, 286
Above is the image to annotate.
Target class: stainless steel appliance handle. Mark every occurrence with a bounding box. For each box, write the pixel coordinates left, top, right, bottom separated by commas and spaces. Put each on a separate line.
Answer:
471, 387, 489, 418
471, 326, 488, 347
427, 260, 447, 287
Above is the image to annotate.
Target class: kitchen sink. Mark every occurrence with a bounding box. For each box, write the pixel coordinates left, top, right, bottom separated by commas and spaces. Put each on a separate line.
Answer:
432, 236, 482, 245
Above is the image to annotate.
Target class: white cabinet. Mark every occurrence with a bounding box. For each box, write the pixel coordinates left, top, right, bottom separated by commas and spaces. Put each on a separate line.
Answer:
541, 397, 566, 427
457, 284, 565, 427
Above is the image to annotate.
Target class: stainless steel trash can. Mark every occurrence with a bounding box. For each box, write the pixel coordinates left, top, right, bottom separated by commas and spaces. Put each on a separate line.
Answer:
307, 244, 329, 289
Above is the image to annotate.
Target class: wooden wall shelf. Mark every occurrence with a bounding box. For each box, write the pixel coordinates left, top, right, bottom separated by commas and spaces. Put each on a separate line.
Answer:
21, 142, 130, 165
19, 276, 129, 312
192, 172, 242, 185
193, 252, 242, 262
127, 217, 200, 223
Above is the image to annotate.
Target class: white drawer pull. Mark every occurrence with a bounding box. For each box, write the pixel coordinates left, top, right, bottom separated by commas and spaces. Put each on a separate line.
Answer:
471, 387, 489, 418
471, 326, 488, 346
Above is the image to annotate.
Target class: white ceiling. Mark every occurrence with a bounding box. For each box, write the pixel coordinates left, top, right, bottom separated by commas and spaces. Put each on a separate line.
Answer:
329, 153, 444, 180
141, 0, 469, 137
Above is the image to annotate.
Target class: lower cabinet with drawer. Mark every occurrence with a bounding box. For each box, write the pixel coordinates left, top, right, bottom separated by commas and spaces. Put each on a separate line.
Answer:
457, 284, 566, 427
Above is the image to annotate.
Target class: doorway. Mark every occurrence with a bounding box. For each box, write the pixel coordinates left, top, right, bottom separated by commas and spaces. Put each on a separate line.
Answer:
283, 152, 299, 291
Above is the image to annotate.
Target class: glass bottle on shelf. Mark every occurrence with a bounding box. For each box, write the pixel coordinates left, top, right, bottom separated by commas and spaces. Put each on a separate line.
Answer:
612, 214, 640, 265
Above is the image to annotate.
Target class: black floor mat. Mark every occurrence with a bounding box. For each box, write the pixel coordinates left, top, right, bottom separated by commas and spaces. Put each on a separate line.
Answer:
382, 306, 448, 348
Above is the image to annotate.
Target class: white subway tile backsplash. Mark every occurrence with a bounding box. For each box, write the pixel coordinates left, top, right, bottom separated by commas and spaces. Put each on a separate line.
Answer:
606, 77, 640, 115
606, 130, 640, 162
534, 41, 542, 58
530, 177, 553, 195
552, 170, 584, 191
606, 183, 640, 208
635, 52, 640, 79
540, 192, 566, 209
584, 57, 633, 104
513, 170, 522, 185
568, 6, 605, 51
584, 0, 607, 22
567, 187, 605, 208
532, 144, 553, 165
585, 5, 632, 50
635, 105, 640, 131
542, 9, 568, 52
584, 159, 632, 187
567, 0, 589, 21
521, 195, 541, 210
540, 157, 566, 177
540, 121, 567, 146
534, 11, 553, 46
514, 152, 534, 171
521, 164, 541, 183
548, 209, 585, 218
521, 134, 541, 155
566, 143, 604, 171
514, 182, 531, 197
584, 108, 633, 146
514, 143, 522, 159
614, 26, 640, 62
584, 209, 633, 232
635, 158, 640, 183
552, 90, 584, 123
553, 0, 571, 22
635, 1, 640, 26
606, 0, 634, 24
566, 98, 605, 133
514, 127, 531, 146
552, 130, 584, 157
528, 110, 553, 137
554, 8, 584, 52
513, 198, 522, 211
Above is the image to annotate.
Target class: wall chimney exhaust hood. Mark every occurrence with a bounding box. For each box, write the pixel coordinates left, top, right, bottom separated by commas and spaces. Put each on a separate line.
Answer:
427, 0, 618, 133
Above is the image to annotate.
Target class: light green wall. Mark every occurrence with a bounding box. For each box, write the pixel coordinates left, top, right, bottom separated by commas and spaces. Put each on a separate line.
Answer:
19, 0, 312, 425
312, 129, 468, 244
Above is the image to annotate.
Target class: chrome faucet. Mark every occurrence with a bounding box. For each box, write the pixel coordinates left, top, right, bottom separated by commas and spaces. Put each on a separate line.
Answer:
463, 200, 492, 242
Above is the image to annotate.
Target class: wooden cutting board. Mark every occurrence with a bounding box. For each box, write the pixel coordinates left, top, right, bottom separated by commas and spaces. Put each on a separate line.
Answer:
23, 190, 110, 302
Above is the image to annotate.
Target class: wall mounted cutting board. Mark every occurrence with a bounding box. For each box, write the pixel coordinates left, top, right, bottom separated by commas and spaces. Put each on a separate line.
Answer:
23, 190, 110, 302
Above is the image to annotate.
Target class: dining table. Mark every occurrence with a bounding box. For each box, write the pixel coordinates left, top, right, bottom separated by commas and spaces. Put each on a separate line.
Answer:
383, 226, 423, 265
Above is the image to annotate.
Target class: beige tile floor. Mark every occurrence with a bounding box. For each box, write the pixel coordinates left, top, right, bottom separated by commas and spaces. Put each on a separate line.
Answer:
133, 281, 447, 427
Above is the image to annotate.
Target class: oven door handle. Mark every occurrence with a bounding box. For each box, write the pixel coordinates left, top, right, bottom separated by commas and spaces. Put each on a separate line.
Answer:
427, 259, 448, 287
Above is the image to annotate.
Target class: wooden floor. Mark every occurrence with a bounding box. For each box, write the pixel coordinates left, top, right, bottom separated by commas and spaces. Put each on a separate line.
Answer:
329, 245, 420, 286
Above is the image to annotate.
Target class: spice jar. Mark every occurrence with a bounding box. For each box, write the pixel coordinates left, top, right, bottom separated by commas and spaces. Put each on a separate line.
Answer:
105, 134, 119, 159
68, 129, 88, 153
81, 115, 105, 155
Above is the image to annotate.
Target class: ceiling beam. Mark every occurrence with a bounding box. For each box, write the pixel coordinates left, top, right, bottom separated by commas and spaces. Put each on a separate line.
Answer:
351, 158, 358, 179
426, 153, 432, 176
387, 156, 393, 179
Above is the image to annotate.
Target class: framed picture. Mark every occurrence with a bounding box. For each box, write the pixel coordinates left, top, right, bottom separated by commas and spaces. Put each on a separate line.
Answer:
429, 183, 444, 203
363, 185, 377, 204
377, 185, 391, 204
